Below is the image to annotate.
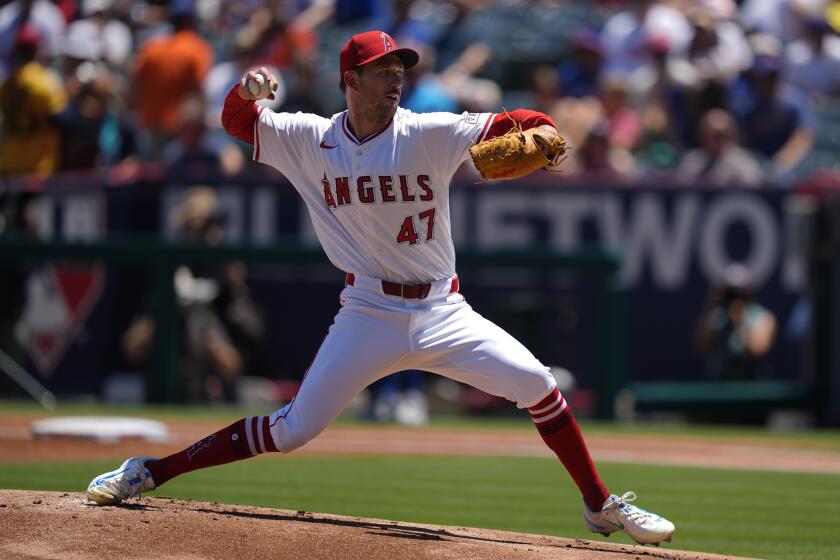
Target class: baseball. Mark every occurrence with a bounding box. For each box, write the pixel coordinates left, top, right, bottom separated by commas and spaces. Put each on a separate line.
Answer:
247, 74, 270, 98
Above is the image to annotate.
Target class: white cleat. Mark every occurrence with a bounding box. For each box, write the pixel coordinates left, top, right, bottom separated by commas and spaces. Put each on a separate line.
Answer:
86, 457, 157, 505
583, 492, 675, 545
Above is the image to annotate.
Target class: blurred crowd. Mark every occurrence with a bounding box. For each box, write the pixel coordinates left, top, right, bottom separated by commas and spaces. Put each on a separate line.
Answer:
1, 0, 840, 185
4, 0, 832, 407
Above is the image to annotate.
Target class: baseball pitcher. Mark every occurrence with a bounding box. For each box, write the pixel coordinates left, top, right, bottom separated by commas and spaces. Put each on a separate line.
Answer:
87, 30, 674, 546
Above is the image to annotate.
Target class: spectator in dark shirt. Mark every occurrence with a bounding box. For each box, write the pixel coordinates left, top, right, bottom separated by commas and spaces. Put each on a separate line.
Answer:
162, 95, 244, 176
732, 54, 815, 180
557, 28, 604, 98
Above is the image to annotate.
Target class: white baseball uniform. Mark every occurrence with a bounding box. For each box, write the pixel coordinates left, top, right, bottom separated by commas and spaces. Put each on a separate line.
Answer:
253, 106, 557, 452
87, 31, 673, 544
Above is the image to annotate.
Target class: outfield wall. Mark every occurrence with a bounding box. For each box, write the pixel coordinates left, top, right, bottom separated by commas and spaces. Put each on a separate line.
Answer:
4, 170, 807, 408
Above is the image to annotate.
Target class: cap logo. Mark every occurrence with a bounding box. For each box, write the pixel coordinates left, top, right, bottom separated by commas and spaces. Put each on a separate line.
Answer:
381, 32, 394, 52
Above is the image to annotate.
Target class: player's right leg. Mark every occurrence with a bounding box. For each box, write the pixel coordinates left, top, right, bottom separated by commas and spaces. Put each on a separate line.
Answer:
87, 300, 410, 505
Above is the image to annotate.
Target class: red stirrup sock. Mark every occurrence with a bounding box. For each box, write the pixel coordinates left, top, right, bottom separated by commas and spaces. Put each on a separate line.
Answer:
529, 388, 610, 511
146, 415, 277, 487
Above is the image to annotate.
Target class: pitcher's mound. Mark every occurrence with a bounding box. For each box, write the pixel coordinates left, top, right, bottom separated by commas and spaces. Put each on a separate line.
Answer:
0, 490, 750, 560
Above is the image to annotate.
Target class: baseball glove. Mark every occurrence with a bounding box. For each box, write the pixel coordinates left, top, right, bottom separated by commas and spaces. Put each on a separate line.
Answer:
469, 122, 567, 180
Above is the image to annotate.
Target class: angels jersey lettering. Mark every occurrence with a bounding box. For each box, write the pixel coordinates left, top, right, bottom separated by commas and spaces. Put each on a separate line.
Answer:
254, 108, 493, 283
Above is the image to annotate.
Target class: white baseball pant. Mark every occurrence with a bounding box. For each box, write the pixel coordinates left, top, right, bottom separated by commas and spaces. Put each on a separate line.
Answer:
267, 274, 557, 452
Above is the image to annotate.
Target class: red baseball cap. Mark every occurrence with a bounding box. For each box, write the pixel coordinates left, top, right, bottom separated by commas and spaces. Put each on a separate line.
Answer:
339, 30, 419, 87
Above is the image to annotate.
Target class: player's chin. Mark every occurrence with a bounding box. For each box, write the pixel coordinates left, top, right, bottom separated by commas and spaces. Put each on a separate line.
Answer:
378, 99, 399, 118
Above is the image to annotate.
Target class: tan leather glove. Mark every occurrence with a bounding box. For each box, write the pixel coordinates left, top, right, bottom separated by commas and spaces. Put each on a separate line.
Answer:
469, 124, 566, 180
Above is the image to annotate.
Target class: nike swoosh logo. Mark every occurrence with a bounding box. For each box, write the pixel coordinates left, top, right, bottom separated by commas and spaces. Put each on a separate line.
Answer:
320, 141, 336, 149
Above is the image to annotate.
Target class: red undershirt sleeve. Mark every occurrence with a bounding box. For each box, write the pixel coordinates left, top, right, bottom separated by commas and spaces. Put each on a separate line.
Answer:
482, 109, 557, 140
221, 85, 259, 144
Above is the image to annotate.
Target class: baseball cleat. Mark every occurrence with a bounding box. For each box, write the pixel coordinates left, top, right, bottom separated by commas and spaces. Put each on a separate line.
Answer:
86, 457, 157, 505
583, 492, 675, 545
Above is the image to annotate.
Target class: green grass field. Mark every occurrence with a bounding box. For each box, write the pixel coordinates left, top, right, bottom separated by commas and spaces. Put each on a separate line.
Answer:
2, 455, 839, 560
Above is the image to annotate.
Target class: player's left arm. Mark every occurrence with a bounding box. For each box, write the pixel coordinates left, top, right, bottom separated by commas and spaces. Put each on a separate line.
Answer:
481, 109, 557, 140
417, 110, 561, 181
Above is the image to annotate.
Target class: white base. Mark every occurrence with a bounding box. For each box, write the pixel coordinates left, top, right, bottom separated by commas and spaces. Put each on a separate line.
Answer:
31, 416, 169, 443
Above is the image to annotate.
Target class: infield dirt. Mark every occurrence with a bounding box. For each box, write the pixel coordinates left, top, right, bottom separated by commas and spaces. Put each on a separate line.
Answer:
0, 490, 756, 560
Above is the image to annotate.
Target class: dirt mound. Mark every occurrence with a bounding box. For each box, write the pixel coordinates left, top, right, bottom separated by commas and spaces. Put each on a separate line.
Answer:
0, 490, 753, 560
